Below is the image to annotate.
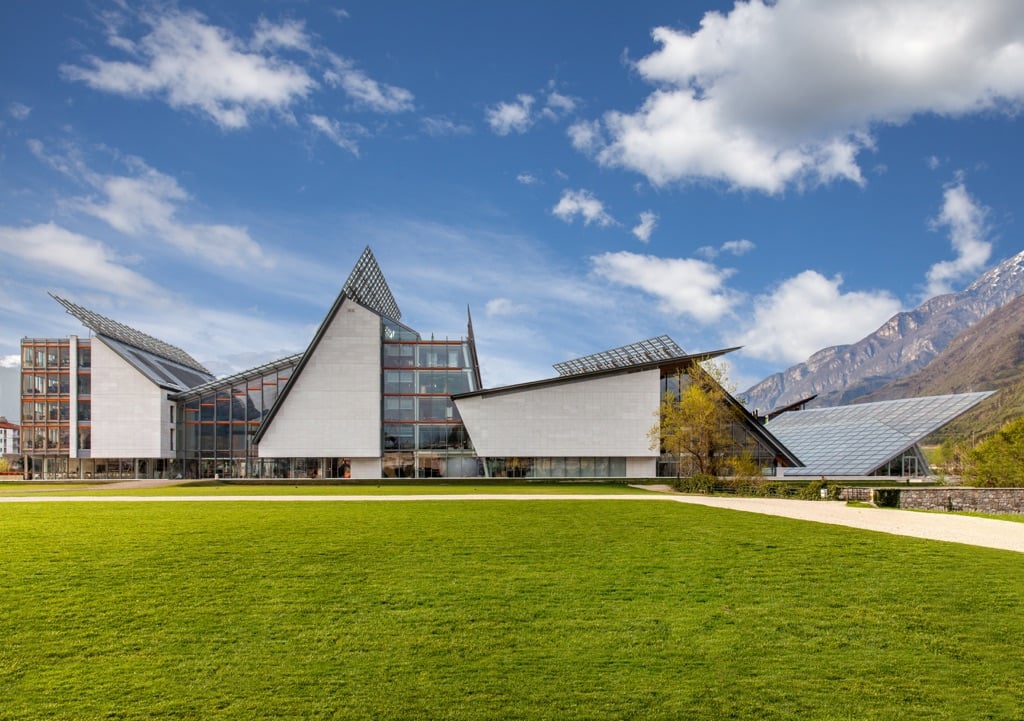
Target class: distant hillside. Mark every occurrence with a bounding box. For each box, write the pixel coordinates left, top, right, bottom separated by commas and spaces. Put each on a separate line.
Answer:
743, 249, 1024, 414
857, 292, 1024, 442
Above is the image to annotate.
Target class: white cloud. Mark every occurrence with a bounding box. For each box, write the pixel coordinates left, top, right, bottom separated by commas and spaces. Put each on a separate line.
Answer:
632, 211, 658, 242
575, 0, 1024, 192
698, 238, 756, 259
924, 180, 992, 296
308, 114, 363, 155
61, 10, 316, 129
736, 270, 902, 362
722, 239, 755, 256
8, 102, 31, 120
552, 189, 617, 227
31, 141, 273, 270
325, 57, 414, 113
591, 251, 739, 323
61, 8, 413, 130
516, 172, 539, 185
927, 155, 943, 170
486, 94, 535, 135
542, 91, 577, 120
485, 298, 529, 317
421, 116, 472, 137
0, 354, 20, 368
0, 223, 163, 299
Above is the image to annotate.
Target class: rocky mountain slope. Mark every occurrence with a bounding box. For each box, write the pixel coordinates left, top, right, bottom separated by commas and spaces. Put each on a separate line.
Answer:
742, 249, 1024, 414
856, 292, 1024, 441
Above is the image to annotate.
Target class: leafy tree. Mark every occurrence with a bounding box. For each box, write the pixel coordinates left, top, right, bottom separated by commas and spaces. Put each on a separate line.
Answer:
0, 457, 9, 473
962, 416, 1024, 487
649, 361, 737, 479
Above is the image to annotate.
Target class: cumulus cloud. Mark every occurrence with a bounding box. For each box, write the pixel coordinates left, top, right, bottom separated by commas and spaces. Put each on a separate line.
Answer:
0, 355, 20, 368
486, 94, 534, 135
591, 251, 739, 323
924, 180, 992, 296
736, 271, 902, 362
61, 8, 413, 129
573, 0, 1024, 192
631, 211, 658, 242
0, 223, 163, 299
542, 91, 577, 120
552, 189, 617, 227
488, 89, 579, 134
516, 172, 539, 185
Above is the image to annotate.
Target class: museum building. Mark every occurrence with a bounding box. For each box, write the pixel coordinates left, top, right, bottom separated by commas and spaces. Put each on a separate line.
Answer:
20, 247, 799, 481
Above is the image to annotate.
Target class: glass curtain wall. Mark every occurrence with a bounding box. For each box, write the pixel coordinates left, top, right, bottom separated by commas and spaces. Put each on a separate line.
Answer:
381, 320, 480, 478
178, 359, 298, 479
20, 338, 82, 479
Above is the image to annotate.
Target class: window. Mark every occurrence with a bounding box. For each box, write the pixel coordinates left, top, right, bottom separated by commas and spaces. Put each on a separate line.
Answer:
169, 405, 175, 424
169, 429, 175, 451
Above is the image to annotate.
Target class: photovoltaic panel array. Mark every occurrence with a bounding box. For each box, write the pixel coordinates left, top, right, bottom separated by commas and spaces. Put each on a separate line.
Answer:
50, 294, 211, 374
341, 246, 402, 322
553, 335, 686, 376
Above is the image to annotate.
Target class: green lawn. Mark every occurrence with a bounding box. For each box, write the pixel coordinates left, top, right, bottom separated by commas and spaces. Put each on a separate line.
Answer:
0, 481, 652, 496
1, 500, 1022, 720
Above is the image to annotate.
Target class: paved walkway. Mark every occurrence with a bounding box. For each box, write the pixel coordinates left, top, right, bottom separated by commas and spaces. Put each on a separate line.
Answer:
2, 489, 1022, 553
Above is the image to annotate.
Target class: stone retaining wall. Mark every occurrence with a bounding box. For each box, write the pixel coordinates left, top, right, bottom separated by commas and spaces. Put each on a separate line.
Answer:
876, 487, 1024, 514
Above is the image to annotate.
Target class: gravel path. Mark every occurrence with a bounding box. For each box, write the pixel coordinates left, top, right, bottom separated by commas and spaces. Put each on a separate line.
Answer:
2, 489, 1021, 553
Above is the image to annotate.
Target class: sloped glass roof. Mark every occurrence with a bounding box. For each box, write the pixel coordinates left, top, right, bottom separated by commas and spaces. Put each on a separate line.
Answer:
553, 335, 686, 376
765, 392, 994, 476
51, 294, 210, 374
341, 246, 401, 322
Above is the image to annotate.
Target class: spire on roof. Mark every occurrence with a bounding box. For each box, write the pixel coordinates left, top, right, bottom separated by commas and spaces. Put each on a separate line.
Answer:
341, 246, 401, 321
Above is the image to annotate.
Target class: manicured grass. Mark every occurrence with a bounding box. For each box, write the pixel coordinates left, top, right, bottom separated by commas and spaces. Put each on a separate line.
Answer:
1, 500, 1022, 720
1, 482, 653, 497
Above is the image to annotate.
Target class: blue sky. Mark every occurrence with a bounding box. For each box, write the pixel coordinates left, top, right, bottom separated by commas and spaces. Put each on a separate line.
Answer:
2, 0, 1023, 419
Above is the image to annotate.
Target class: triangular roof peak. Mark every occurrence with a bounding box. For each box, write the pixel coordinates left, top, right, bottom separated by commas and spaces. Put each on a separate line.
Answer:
341, 246, 401, 322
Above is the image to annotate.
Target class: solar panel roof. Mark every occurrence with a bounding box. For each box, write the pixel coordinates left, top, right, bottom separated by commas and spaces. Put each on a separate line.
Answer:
765, 392, 994, 476
553, 335, 686, 376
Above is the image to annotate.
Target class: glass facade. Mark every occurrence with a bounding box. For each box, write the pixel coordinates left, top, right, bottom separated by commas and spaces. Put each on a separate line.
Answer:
20, 338, 82, 459
655, 367, 782, 478
380, 318, 480, 478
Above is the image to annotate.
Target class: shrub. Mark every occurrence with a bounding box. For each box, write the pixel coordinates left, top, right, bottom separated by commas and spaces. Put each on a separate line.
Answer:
963, 417, 1024, 487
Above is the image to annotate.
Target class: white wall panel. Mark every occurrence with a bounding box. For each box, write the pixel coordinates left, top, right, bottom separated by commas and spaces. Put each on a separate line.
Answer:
258, 300, 382, 457
455, 370, 661, 458
91, 340, 169, 458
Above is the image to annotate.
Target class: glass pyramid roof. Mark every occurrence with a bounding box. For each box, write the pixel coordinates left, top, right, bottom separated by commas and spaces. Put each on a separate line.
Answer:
765, 392, 994, 476
341, 246, 401, 322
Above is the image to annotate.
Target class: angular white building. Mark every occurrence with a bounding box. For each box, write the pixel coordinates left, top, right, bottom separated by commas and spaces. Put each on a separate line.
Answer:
20, 247, 798, 481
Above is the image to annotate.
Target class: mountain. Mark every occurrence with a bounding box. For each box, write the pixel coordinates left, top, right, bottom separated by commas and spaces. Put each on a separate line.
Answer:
856, 291, 1024, 441
743, 249, 1024, 414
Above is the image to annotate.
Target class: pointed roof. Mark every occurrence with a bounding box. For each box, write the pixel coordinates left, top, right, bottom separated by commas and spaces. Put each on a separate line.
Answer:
341, 246, 401, 322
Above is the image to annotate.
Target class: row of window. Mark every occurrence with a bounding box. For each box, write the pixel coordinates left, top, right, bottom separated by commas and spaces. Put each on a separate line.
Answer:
22, 344, 91, 369
20, 425, 90, 451
21, 373, 91, 396
382, 342, 470, 369
22, 400, 91, 422
483, 457, 629, 478
383, 370, 474, 395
